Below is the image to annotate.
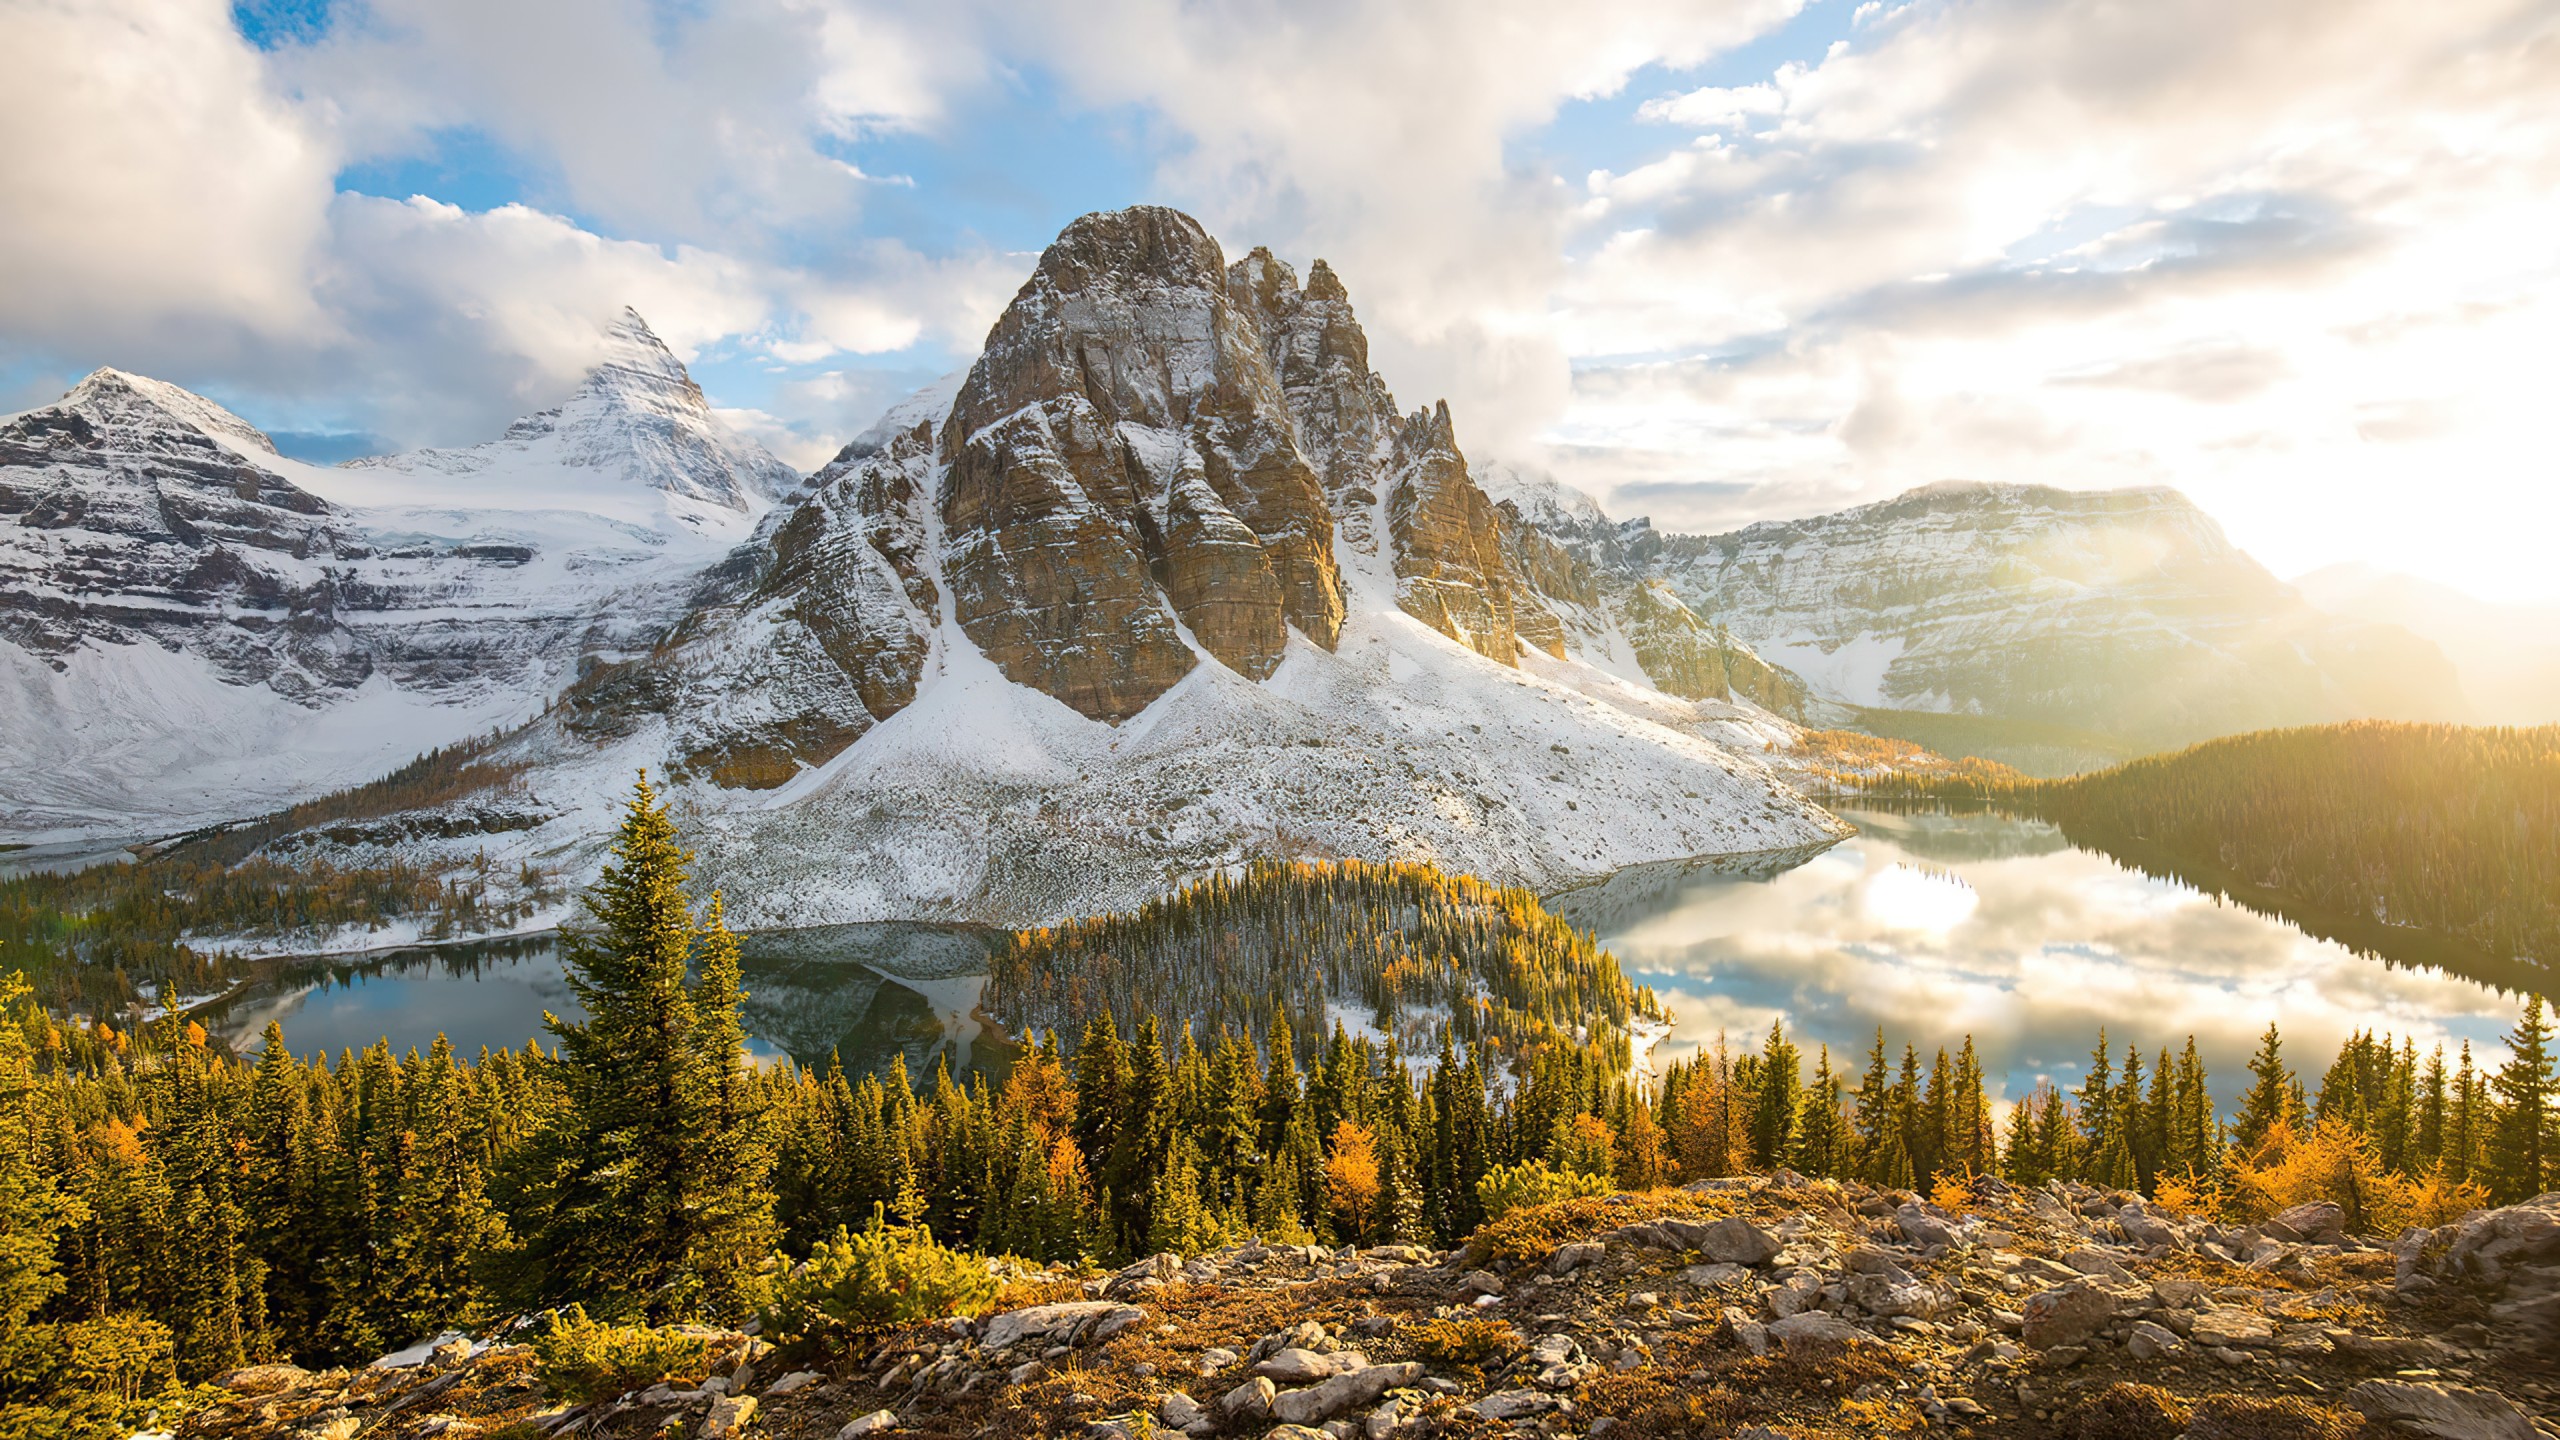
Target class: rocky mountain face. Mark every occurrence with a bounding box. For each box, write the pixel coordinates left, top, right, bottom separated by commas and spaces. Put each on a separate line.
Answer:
1478, 461, 1809, 718
0, 314, 797, 838
1634, 482, 2465, 751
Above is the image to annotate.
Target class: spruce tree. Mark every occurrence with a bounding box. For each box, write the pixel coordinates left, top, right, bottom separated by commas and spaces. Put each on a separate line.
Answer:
504, 773, 772, 1319
1748, 1021, 1801, 1170
2231, 1023, 2294, 1155
2488, 996, 2555, 1203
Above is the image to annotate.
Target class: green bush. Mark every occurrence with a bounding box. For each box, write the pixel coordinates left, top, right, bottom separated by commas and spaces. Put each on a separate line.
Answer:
529, 1306, 709, 1403
1473, 1160, 1611, 1221
759, 1205, 999, 1340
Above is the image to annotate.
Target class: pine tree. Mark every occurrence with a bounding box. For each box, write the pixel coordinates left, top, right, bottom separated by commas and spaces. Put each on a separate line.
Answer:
1794, 1047, 1850, 1177
1748, 1021, 1801, 1170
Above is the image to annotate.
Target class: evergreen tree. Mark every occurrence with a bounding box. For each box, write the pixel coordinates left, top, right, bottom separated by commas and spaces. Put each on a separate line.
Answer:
0, 973, 78, 1348
1748, 1021, 1801, 1170
503, 773, 772, 1319
2231, 1023, 2294, 1155
2488, 996, 2555, 1203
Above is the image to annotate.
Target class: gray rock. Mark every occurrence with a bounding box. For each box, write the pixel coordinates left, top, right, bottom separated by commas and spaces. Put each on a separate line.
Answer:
699, 1396, 756, 1440
834, 1413, 898, 1440
1895, 1202, 1956, 1248
2189, 1307, 2274, 1348
2020, 1280, 2115, 1350
1848, 1273, 1952, 1319
1253, 1348, 1348, 1384
981, 1301, 1145, 1353
1549, 1241, 1607, 1276
2124, 1320, 2183, 1362
1468, 1390, 1555, 1421
763, 1371, 821, 1397
2267, 1201, 2345, 1245
1159, 1392, 1205, 1429
1198, 1346, 1240, 1377
1766, 1312, 1872, 1360
2344, 1380, 2539, 1440
1458, 1270, 1505, 1297
1222, 1376, 1277, 1420
1267, 1362, 1422, 1426
2062, 1246, 2134, 1282
1697, 1217, 1782, 1266
2116, 1204, 2179, 1248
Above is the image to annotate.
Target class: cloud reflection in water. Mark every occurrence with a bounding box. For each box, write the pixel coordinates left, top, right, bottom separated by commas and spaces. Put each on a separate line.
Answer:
1553, 810, 2520, 1112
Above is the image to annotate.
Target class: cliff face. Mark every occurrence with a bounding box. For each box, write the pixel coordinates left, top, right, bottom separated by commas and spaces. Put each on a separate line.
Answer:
1387, 402, 1519, 665
939, 207, 1345, 722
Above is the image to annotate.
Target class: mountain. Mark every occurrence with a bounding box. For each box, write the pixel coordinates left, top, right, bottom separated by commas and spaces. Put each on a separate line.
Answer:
0, 312, 795, 840
2296, 562, 2560, 726
1614, 481, 2467, 762
246, 207, 1846, 929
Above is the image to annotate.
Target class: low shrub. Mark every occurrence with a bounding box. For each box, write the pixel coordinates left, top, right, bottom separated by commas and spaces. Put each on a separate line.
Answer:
1473, 1160, 1611, 1222
760, 1205, 1000, 1341
529, 1306, 709, 1403
1404, 1317, 1521, 1372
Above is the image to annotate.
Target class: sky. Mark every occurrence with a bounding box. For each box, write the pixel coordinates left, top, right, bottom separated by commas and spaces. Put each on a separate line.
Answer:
4, 0, 2557, 599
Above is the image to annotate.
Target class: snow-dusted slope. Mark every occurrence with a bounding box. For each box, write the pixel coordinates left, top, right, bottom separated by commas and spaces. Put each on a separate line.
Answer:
0, 314, 797, 840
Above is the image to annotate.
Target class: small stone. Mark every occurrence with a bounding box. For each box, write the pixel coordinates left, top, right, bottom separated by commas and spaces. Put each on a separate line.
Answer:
834, 1413, 898, 1440
1254, 1348, 1345, 1384
763, 1371, 821, 1397
1549, 1242, 1606, 1275
1766, 1312, 1871, 1361
1199, 1346, 1240, 1376
1697, 1217, 1782, 1266
1159, 1392, 1205, 1429
2189, 1308, 2275, 1348
1458, 1270, 1505, 1297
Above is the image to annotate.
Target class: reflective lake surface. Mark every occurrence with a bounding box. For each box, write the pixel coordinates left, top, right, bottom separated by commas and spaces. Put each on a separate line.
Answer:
1545, 808, 2528, 1109
200, 808, 2530, 1098
200, 923, 1007, 1079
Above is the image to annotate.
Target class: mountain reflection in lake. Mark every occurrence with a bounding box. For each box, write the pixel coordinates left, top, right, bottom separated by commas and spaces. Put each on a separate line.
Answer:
201, 923, 1010, 1080
1546, 808, 2526, 1111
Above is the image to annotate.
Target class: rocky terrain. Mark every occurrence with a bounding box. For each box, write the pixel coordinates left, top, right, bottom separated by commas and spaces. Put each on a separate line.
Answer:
180, 1184, 2559, 1440
0, 313, 794, 840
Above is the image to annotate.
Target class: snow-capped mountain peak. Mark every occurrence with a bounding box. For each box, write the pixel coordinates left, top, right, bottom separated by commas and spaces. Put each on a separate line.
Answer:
344, 307, 798, 515
52, 367, 283, 457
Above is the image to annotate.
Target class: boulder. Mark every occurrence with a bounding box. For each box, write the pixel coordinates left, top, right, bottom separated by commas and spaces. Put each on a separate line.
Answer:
1267, 1361, 1422, 1425
1469, 1390, 1556, 1420
2124, 1320, 2184, 1362
2021, 1280, 2116, 1350
1766, 1312, 1873, 1361
1158, 1392, 1206, 1430
1697, 1217, 1782, 1266
217, 1364, 314, 1396
1895, 1203, 1957, 1248
980, 1301, 1145, 1353
1847, 1273, 1952, 1319
1253, 1348, 1352, 1384
835, 1413, 899, 1439
699, 1396, 756, 1440
1549, 1241, 1607, 1275
1221, 1376, 1277, 1421
2344, 1380, 2539, 1440
2266, 1201, 2345, 1245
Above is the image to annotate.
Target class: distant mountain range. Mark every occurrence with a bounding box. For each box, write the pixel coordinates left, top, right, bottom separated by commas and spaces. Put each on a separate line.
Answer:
0, 205, 2483, 922
2296, 563, 2560, 728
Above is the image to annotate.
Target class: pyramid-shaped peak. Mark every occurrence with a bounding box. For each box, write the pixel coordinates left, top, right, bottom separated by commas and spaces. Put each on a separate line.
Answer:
63, 368, 279, 455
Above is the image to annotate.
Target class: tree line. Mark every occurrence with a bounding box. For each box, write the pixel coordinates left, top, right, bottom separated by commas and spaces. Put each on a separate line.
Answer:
3, 778, 2553, 1434
1855, 721, 2560, 986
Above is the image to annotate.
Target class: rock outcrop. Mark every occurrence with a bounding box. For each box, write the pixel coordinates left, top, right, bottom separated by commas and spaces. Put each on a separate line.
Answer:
1387, 402, 1516, 665
939, 207, 1344, 721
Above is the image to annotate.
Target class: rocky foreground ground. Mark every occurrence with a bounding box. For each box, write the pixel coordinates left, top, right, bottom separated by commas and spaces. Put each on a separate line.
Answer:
183, 1178, 2559, 1440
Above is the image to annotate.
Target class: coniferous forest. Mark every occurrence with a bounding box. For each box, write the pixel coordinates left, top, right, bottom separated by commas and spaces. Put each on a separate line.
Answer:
1856, 721, 2560, 993
3, 777, 2556, 1438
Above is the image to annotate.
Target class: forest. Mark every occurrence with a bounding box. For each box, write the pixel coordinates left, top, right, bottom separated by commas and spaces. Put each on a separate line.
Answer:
990, 859, 1665, 1074
2, 776, 2554, 1440
1856, 721, 2560, 990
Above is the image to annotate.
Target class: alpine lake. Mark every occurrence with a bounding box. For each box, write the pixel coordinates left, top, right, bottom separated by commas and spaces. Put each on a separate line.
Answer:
196, 808, 2547, 1105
